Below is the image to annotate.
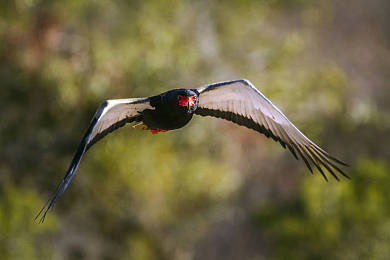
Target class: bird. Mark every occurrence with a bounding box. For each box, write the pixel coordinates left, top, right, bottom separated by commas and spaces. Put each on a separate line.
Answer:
36, 79, 348, 223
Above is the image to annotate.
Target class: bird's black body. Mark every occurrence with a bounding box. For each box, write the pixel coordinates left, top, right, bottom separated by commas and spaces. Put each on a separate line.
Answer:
36, 79, 349, 223
142, 89, 199, 130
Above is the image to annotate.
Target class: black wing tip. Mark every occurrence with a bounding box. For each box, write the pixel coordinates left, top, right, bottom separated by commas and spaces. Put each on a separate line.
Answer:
320, 167, 351, 181
323, 152, 349, 167
34, 209, 45, 224
315, 149, 351, 180
34, 208, 49, 224
333, 158, 350, 167
309, 149, 350, 181
36, 96, 136, 224
334, 165, 350, 180
34, 196, 54, 224
35, 144, 85, 224
319, 168, 329, 181
312, 146, 350, 168
343, 173, 351, 179
313, 163, 350, 182
34, 182, 64, 224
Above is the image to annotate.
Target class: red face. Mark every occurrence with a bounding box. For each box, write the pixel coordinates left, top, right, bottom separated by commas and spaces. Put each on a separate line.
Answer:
178, 95, 196, 108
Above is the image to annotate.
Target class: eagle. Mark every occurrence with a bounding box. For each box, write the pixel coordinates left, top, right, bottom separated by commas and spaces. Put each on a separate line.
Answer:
36, 79, 348, 223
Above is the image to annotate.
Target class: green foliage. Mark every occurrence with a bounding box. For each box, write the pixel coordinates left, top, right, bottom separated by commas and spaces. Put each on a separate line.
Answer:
0, 184, 56, 260
1, 0, 389, 259
255, 158, 390, 259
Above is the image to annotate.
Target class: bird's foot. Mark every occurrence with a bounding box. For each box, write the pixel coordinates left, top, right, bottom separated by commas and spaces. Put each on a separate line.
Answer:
150, 130, 168, 134
133, 122, 149, 130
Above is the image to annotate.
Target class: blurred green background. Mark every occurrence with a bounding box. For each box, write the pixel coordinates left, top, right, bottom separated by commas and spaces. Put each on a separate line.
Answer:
1, 0, 390, 259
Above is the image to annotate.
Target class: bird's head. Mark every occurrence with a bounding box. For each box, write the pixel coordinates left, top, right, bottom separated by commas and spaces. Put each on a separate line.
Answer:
177, 90, 198, 113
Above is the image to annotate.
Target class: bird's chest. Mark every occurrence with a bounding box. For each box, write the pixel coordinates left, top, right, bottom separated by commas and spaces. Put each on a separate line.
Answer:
141, 107, 193, 130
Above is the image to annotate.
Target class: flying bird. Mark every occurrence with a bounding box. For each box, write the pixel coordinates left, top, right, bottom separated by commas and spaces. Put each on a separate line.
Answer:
36, 79, 348, 223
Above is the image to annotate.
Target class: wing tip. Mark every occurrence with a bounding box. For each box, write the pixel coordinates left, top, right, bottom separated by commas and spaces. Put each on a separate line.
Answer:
34, 187, 60, 224
329, 156, 350, 167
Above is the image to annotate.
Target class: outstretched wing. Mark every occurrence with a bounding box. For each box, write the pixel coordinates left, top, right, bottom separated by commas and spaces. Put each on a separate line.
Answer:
195, 79, 348, 180
36, 98, 152, 223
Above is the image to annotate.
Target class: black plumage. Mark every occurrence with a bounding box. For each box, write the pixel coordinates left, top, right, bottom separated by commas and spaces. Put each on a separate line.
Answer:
36, 79, 348, 223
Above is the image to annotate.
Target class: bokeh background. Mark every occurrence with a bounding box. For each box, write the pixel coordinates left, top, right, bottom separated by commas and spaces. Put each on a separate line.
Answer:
1, 0, 390, 259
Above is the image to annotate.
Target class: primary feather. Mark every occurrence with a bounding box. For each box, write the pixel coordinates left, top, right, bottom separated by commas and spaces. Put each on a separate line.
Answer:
35, 98, 152, 223
195, 79, 348, 180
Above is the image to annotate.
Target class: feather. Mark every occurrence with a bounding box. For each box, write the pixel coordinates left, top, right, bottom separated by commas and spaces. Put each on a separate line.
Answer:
195, 79, 348, 179
35, 98, 151, 223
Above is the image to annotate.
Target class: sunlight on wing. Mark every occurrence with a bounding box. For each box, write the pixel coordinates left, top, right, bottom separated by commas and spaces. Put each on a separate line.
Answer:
35, 98, 152, 223
196, 79, 348, 180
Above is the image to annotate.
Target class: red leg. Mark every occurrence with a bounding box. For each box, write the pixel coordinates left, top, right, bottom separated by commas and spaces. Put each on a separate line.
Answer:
150, 129, 168, 134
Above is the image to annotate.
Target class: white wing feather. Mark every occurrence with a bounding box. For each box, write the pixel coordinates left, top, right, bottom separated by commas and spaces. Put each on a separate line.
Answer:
196, 79, 348, 180
36, 97, 152, 223
88, 98, 152, 148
